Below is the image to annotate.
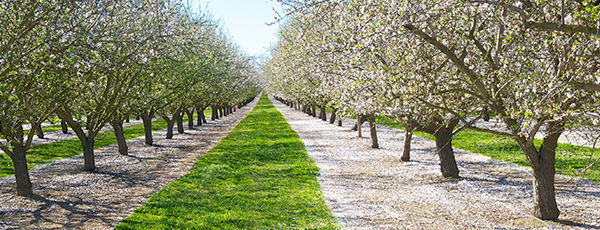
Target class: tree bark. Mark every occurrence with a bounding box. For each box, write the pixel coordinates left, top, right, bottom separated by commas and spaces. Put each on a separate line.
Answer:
211, 108, 217, 120
337, 119, 342, 126
175, 112, 184, 134
35, 124, 44, 139
12, 144, 33, 196
320, 106, 327, 121
519, 122, 563, 220
197, 108, 203, 126
434, 129, 459, 178
81, 137, 95, 171
61, 119, 68, 134
111, 119, 128, 155
401, 127, 413, 162
186, 110, 194, 129
351, 115, 366, 131
482, 106, 490, 121
163, 116, 175, 139
311, 106, 317, 117
141, 113, 153, 145
330, 108, 337, 124
357, 115, 363, 138
368, 113, 379, 148
201, 108, 207, 123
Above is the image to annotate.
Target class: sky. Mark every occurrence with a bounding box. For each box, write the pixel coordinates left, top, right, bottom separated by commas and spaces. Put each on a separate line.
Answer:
189, 0, 284, 57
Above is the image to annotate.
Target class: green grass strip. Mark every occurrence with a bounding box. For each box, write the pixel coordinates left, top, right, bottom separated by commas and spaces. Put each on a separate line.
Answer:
376, 116, 600, 184
0, 110, 212, 177
116, 94, 337, 230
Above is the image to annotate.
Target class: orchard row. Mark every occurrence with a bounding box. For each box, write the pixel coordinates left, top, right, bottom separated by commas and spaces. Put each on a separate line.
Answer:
1, 1, 260, 196
262, 0, 600, 220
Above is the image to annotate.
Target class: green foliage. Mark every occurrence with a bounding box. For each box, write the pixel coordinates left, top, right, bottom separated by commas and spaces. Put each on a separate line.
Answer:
116, 94, 338, 230
0, 110, 211, 177
377, 117, 600, 184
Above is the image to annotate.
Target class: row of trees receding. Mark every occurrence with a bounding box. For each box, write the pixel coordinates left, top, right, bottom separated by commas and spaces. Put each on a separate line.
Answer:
262, 0, 600, 220
1, 1, 260, 196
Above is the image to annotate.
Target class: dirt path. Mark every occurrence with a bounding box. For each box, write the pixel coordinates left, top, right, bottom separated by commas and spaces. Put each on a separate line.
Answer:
0, 97, 258, 229
271, 96, 600, 229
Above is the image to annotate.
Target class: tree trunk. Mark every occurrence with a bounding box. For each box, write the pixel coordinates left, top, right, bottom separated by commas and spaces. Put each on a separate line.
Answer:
111, 119, 128, 155
12, 144, 32, 196
320, 106, 327, 121
482, 106, 490, 121
175, 112, 184, 134
330, 108, 337, 124
125, 117, 130, 123
61, 119, 68, 134
201, 108, 207, 123
81, 138, 95, 171
35, 125, 44, 139
434, 129, 459, 178
368, 113, 379, 148
311, 106, 317, 117
357, 115, 363, 138
197, 108, 203, 126
531, 155, 560, 219
351, 115, 366, 131
337, 119, 342, 126
211, 108, 217, 120
520, 123, 562, 220
164, 116, 175, 139
186, 110, 194, 129
142, 113, 153, 145
401, 128, 413, 162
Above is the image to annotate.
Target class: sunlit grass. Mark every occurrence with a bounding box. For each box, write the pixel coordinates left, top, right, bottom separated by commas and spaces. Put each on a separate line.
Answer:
116, 94, 337, 229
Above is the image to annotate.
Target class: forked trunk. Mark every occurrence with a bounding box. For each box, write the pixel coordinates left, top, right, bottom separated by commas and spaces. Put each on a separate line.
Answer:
141, 113, 153, 145
81, 138, 95, 171
61, 119, 68, 134
111, 119, 128, 155
519, 124, 562, 220
163, 116, 175, 139
401, 128, 413, 162
434, 129, 459, 178
368, 113, 379, 148
12, 144, 32, 196
330, 108, 337, 124
351, 115, 366, 131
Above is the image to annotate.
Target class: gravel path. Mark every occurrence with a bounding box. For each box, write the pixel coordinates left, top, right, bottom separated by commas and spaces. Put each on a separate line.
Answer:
1, 118, 150, 154
0, 97, 258, 229
271, 96, 600, 229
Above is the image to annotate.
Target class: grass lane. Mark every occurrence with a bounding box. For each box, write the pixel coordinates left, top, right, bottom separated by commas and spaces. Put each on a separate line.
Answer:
116, 94, 337, 229
0, 110, 212, 177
